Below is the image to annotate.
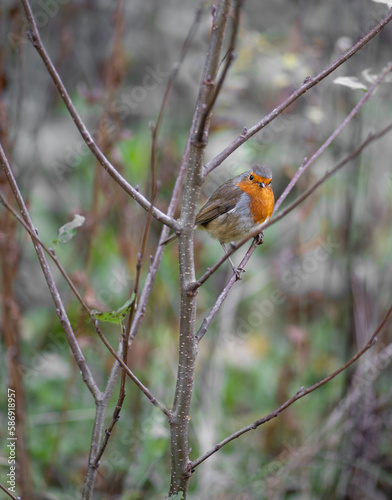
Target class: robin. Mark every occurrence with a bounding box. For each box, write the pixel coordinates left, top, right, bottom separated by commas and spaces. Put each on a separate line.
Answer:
163, 165, 275, 273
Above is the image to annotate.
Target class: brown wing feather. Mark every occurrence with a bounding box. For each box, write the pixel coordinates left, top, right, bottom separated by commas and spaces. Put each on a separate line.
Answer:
195, 180, 242, 226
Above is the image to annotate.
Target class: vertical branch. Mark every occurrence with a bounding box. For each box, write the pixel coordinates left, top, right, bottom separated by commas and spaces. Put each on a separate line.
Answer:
169, 1, 234, 496
81, 6, 208, 497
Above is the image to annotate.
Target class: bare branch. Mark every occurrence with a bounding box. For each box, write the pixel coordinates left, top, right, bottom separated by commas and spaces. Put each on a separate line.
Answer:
19, 0, 178, 231
194, 123, 392, 343
0, 143, 101, 401
273, 60, 392, 213
94, 322, 171, 418
0, 483, 20, 500
271, 122, 392, 226
0, 192, 92, 318
196, 238, 258, 342
205, 7, 392, 174
190, 299, 392, 470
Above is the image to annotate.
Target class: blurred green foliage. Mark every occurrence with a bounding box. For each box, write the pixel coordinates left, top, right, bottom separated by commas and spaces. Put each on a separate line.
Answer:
1, 0, 392, 499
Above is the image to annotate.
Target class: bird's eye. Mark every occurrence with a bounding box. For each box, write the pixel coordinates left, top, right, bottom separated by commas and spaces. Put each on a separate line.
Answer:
249, 174, 254, 181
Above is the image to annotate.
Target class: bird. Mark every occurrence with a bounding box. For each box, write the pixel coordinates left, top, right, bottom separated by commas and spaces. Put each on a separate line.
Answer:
163, 165, 275, 273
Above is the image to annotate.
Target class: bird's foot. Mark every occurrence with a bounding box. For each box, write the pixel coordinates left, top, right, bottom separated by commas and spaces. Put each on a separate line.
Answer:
233, 265, 245, 280
254, 231, 264, 245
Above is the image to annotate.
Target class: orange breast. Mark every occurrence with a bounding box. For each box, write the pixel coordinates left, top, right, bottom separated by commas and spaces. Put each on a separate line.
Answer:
237, 182, 275, 224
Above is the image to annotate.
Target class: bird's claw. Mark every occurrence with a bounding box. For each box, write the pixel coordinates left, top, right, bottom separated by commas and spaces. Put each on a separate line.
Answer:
255, 231, 264, 245
233, 266, 245, 280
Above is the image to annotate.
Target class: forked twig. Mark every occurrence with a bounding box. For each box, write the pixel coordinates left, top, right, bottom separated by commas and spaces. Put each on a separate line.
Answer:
204, 7, 392, 174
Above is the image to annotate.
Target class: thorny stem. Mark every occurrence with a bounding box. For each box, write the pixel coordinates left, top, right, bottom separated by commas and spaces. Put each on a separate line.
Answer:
191, 299, 392, 469
204, 7, 392, 174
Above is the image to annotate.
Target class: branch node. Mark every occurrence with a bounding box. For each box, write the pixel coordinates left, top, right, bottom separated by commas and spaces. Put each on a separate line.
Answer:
185, 283, 199, 297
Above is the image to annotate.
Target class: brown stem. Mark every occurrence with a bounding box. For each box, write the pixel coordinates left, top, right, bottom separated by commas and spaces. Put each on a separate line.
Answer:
0, 200, 32, 497
93, 321, 171, 417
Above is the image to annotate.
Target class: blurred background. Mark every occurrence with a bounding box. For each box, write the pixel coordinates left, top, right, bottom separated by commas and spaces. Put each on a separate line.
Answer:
1, 0, 392, 498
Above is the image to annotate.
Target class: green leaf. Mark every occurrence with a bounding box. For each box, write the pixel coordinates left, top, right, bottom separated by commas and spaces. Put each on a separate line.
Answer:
92, 296, 136, 325
58, 214, 86, 244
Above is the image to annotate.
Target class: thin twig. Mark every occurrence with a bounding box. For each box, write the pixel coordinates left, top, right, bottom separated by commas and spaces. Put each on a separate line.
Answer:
190, 299, 392, 470
204, 7, 392, 174
196, 0, 242, 144
0, 483, 20, 500
191, 62, 392, 289
273, 61, 392, 213
0, 188, 171, 418
0, 192, 92, 317
270, 122, 392, 226
92, 328, 128, 468
19, 0, 178, 231
0, 142, 101, 401
196, 238, 258, 342
93, 321, 171, 417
